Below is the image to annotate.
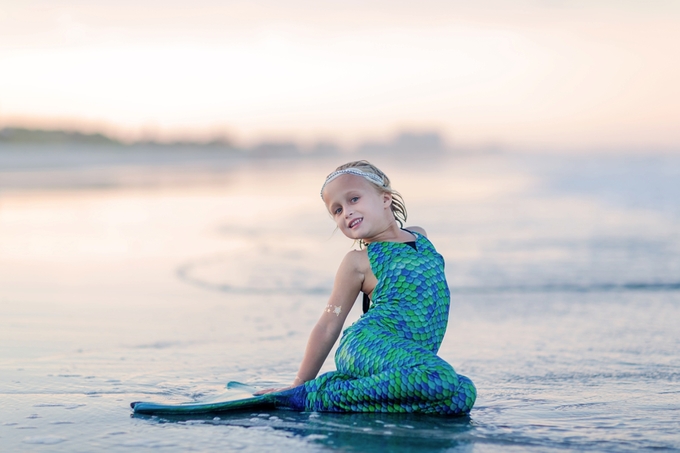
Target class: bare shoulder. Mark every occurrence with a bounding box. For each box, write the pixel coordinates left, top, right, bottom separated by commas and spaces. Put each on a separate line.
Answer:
405, 226, 427, 237
333, 249, 370, 291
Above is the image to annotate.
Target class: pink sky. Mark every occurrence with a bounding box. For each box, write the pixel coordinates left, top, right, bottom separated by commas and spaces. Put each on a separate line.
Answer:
1, 1, 679, 150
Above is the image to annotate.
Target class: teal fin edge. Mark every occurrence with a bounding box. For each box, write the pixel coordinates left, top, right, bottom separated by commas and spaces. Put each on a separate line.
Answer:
131, 395, 275, 415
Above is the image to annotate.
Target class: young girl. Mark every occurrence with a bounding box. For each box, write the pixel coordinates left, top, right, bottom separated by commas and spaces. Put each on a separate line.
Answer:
257, 160, 476, 415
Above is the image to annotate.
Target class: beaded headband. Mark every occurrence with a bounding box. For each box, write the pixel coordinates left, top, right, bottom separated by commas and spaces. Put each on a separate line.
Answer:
320, 168, 386, 200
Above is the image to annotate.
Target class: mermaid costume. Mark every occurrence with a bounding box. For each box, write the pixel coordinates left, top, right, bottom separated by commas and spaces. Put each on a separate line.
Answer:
274, 231, 476, 415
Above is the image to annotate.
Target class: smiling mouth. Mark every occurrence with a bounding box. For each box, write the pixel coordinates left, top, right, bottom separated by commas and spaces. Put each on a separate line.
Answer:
349, 218, 363, 229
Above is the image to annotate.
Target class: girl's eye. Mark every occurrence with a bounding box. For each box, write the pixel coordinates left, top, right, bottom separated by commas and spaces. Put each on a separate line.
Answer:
350, 197, 359, 203
334, 207, 342, 215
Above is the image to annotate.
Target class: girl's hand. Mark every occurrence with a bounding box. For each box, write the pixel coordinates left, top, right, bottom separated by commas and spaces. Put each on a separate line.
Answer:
253, 376, 305, 395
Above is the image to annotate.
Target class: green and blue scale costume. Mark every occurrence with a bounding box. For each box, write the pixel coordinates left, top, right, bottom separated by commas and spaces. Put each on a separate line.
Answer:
274, 231, 476, 415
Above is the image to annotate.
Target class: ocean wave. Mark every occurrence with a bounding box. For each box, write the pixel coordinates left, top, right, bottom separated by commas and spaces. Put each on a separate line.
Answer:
450, 281, 680, 294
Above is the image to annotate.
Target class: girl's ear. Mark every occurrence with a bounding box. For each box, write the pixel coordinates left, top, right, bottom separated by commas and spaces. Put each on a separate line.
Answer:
383, 192, 393, 208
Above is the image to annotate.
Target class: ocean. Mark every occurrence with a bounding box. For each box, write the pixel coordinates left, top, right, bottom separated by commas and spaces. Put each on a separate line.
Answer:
0, 146, 678, 452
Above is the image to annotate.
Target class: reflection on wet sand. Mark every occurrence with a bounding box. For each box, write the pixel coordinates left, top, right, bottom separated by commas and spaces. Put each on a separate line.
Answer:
1, 149, 679, 451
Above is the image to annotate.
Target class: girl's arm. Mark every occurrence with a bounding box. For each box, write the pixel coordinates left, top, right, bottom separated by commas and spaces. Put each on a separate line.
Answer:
255, 250, 364, 394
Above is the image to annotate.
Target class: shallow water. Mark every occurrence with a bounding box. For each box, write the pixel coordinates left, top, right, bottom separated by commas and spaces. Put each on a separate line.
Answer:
0, 149, 678, 451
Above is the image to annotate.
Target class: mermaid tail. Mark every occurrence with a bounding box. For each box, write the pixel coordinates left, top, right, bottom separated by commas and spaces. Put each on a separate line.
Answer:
297, 368, 475, 415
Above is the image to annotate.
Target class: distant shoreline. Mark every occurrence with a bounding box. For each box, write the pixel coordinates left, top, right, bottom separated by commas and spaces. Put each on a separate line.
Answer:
0, 127, 230, 148
0, 127, 456, 158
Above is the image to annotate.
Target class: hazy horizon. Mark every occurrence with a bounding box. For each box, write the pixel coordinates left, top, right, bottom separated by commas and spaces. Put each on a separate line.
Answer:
1, 1, 679, 151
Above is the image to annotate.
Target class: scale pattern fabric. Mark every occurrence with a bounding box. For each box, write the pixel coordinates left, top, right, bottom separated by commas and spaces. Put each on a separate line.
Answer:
274, 232, 476, 415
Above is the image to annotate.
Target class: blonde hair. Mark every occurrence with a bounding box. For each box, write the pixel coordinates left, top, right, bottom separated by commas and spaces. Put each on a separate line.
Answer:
326, 160, 407, 227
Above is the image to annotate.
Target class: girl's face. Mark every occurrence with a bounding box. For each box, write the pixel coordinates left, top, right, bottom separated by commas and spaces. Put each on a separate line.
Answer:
322, 174, 393, 241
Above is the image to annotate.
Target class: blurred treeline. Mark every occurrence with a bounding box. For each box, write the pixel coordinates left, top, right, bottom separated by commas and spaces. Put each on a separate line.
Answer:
0, 127, 451, 156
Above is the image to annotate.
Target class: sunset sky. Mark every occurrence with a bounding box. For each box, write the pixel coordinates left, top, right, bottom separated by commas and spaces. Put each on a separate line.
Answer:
1, 1, 679, 150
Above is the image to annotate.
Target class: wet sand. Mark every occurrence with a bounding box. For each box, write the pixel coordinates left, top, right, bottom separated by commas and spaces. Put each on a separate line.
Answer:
1, 149, 679, 451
